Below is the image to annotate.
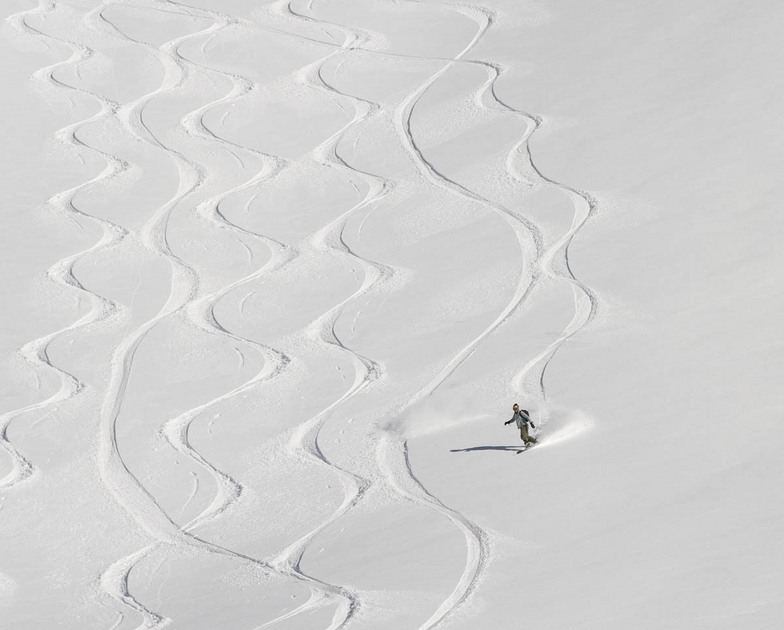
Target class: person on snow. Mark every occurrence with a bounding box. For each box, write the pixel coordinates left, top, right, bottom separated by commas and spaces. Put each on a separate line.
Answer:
504, 403, 537, 447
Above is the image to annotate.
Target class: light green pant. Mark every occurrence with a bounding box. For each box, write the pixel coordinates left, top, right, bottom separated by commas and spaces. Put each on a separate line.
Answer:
520, 425, 537, 445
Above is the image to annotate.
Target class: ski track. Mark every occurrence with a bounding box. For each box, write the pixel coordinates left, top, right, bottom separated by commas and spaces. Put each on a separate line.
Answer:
234, 3, 396, 625
1, 0, 128, 489
282, 0, 599, 626
276, 1, 600, 415
268, 2, 519, 627
165, 1, 388, 625
350, 2, 595, 625
4, 0, 598, 628
80, 1, 322, 627
156, 1, 407, 626
87, 0, 392, 626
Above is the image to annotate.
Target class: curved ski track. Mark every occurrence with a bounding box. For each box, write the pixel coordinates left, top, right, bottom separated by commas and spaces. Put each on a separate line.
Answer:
2, 0, 299, 626
88, 1, 397, 627
279, 1, 600, 627
1, 0, 128, 489
81, 2, 334, 627
4, 0, 599, 628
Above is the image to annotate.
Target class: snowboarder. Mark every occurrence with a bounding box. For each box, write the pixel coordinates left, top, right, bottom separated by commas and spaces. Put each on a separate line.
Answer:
504, 403, 537, 447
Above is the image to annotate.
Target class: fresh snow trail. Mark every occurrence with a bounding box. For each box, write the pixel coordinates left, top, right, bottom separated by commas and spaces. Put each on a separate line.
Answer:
373, 4, 537, 627
153, 2, 412, 625
87, 1, 392, 626
247, 3, 397, 625
361, 0, 599, 625
148, 3, 496, 626
161, 1, 367, 622
78, 2, 304, 625
238, 1, 599, 626
3, 0, 599, 627
1, 0, 127, 489
265, 2, 511, 627
6, 0, 781, 627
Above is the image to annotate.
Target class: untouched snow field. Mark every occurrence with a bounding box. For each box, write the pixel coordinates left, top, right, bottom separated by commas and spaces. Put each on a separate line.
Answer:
2, 0, 783, 628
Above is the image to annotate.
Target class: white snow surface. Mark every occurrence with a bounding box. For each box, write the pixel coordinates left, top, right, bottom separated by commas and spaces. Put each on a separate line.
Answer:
2, 0, 783, 628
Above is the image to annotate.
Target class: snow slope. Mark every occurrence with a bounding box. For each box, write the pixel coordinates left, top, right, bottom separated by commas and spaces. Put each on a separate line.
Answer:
1, 0, 782, 628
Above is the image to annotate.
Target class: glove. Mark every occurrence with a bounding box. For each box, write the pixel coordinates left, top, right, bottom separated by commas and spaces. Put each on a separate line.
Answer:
530, 422, 536, 428
504, 420, 512, 425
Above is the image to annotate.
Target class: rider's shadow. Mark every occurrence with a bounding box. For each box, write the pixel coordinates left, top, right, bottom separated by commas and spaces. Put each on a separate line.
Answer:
450, 445, 520, 453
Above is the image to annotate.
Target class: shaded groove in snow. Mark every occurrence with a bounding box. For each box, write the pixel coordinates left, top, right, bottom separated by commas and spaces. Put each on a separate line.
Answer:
79, 1, 303, 626
1, 0, 127, 489
87, 0, 393, 626
4, 0, 599, 627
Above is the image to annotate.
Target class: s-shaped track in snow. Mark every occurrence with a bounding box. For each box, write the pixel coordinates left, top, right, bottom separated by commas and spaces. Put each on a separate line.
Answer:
0, 0, 128, 491
3, 0, 598, 627
301, 0, 600, 627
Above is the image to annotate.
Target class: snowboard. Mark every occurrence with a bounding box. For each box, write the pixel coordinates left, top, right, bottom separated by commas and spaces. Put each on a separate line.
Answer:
516, 442, 538, 454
